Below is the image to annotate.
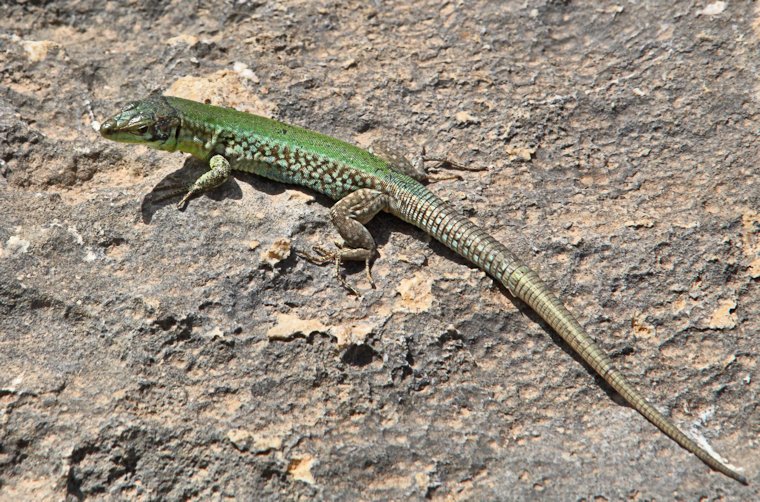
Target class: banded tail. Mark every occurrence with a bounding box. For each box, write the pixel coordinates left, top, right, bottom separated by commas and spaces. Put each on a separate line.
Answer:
388, 177, 746, 484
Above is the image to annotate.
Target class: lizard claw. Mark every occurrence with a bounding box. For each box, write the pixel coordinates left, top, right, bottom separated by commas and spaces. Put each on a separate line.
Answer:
297, 246, 363, 297
364, 259, 375, 289
296, 245, 334, 265
176, 190, 196, 210
149, 182, 193, 209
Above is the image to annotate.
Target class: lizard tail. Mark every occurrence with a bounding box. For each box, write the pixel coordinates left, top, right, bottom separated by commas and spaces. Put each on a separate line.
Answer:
389, 180, 747, 484
510, 265, 748, 485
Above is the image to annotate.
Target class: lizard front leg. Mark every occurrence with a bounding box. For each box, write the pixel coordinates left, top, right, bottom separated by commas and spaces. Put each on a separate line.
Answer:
175, 154, 232, 209
301, 188, 389, 295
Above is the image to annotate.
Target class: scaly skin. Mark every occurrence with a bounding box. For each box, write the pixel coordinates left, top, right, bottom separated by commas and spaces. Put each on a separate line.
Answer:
100, 93, 747, 484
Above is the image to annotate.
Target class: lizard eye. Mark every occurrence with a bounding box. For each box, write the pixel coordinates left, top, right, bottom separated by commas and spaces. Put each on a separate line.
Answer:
136, 125, 149, 135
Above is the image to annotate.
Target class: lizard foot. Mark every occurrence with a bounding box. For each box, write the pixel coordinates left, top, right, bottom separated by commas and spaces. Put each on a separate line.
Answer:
149, 182, 194, 209
297, 245, 366, 297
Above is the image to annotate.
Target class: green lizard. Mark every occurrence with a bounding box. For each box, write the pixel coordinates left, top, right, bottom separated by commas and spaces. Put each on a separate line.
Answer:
100, 93, 747, 484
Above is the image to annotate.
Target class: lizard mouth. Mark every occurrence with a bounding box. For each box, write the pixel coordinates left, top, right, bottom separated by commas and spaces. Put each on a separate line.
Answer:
99, 113, 150, 143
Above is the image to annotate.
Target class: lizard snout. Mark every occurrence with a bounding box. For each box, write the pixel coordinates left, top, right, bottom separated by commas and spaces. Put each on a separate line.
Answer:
100, 117, 116, 137
99, 117, 117, 137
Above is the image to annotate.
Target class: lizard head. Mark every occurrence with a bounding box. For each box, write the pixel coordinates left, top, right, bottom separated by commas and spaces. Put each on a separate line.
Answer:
100, 93, 181, 151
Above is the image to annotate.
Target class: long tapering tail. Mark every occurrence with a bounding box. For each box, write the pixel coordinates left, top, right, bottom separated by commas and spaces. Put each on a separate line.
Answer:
388, 177, 746, 484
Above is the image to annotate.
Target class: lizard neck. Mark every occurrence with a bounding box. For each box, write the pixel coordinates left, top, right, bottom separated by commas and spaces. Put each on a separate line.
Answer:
175, 114, 218, 160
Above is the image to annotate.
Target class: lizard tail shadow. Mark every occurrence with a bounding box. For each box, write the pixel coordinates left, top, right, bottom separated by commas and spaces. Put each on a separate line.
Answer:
494, 280, 628, 406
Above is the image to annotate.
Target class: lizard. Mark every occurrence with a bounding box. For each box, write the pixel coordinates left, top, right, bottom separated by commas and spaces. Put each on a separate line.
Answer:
99, 93, 747, 484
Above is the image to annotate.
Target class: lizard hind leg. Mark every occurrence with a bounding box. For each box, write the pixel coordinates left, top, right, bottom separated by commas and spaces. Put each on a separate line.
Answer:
369, 140, 484, 183
300, 188, 389, 296
369, 140, 427, 181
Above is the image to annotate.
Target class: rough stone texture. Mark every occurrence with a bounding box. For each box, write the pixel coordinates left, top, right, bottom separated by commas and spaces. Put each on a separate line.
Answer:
1, 1, 758, 500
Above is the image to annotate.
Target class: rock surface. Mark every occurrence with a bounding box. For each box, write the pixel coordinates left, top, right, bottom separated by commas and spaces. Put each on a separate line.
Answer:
1, 1, 758, 499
